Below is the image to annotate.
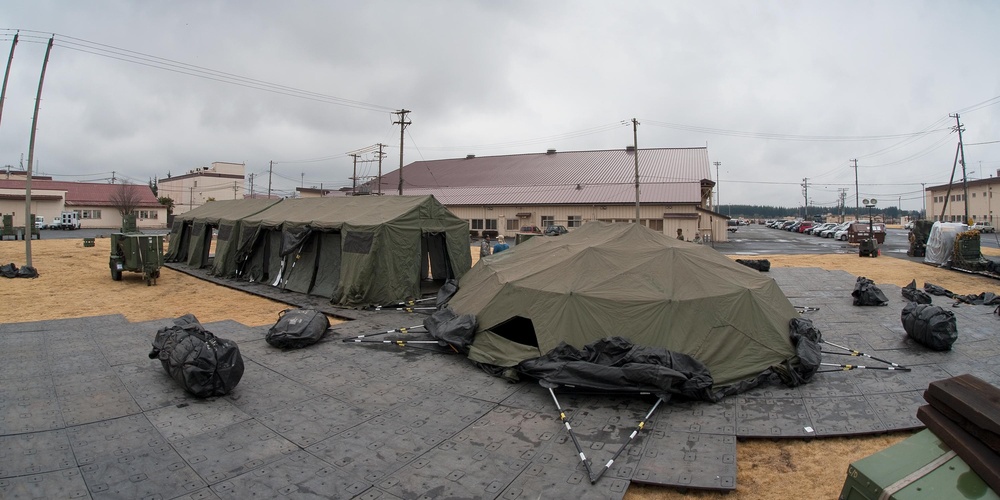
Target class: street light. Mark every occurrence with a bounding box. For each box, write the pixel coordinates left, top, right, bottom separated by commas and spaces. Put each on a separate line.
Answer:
860, 198, 878, 257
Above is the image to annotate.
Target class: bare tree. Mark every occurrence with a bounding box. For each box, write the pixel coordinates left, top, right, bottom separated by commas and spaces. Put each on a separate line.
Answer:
109, 181, 143, 221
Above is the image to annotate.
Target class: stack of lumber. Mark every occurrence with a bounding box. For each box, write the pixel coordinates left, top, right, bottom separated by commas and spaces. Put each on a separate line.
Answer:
918, 374, 1000, 493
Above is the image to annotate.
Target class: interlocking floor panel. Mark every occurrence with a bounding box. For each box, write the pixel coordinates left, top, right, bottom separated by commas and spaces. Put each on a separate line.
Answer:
173, 419, 299, 484
210, 450, 369, 499
0, 428, 75, 477
633, 431, 737, 490
2, 265, 998, 497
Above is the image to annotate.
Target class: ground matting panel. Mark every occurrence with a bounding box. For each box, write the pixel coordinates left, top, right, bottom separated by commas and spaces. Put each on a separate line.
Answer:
3, 265, 1000, 497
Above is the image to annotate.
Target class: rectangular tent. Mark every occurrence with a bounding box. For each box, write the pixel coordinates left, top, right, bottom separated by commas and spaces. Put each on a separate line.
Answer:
164, 199, 281, 269
218, 195, 471, 306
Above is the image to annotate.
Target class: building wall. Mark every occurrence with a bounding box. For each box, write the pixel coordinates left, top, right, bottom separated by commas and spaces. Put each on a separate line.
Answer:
159, 162, 246, 216
0, 188, 66, 226
446, 202, 727, 242
926, 178, 999, 224
64, 205, 167, 229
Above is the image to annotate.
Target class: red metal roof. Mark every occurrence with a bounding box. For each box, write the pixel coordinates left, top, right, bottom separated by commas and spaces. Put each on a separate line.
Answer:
373, 148, 711, 204
400, 182, 702, 205
0, 179, 162, 208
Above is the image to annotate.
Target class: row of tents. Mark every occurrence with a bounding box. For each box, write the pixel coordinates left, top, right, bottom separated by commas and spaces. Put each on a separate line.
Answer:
168, 199, 812, 396
164, 196, 472, 306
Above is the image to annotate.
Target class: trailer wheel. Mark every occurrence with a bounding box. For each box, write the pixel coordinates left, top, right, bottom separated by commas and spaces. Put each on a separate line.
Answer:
111, 268, 122, 281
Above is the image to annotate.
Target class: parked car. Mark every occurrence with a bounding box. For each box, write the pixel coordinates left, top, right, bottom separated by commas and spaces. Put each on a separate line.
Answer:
820, 223, 849, 238
810, 223, 834, 236
835, 228, 850, 241
796, 221, 815, 233
972, 221, 995, 233
49, 217, 62, 230
544, 225, 569, 236
519, 225, 542, 234
779, 221, 796, 230
727, 220, 739, 232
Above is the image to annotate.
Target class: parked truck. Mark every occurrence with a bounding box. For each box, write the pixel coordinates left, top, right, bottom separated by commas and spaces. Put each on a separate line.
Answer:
59, 211, 81, 230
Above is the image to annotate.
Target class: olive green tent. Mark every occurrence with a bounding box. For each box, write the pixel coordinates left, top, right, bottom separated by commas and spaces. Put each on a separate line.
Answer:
222, 195, 471, 306
163, 199, 280, 269
449, 222, 798, 389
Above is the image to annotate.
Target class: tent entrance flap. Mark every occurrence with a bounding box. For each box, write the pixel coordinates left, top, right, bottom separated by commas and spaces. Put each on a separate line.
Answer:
421, 232, 453, 280
489, 316, 539, 348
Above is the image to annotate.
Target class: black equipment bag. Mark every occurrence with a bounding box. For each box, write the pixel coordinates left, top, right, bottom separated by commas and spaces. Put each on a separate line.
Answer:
852, 276, 888, 306
901, 302, 958, 351
266, 308, 329, 349
901, 279, 932, 305
148, 314, 245, 397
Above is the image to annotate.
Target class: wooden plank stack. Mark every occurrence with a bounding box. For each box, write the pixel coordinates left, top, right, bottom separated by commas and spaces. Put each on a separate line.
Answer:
919, 374, 1000, 494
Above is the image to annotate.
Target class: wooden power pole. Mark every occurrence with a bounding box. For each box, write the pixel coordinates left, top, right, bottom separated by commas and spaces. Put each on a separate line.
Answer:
393, 110, 410, 195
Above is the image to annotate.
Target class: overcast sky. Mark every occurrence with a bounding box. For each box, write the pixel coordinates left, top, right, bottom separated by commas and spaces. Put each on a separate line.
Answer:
2, 1, 998, 211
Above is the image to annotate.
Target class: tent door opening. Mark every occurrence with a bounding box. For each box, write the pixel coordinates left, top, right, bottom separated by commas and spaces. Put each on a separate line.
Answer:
421, 231, 453, 281
489, 315, 540, 348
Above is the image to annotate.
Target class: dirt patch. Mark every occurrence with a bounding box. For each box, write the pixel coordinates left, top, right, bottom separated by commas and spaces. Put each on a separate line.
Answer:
4, 238, 998, 499
1, 238, 308, 326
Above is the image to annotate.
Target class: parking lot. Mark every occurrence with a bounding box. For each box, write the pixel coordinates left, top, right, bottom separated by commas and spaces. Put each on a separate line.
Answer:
718, 222, 1000, 260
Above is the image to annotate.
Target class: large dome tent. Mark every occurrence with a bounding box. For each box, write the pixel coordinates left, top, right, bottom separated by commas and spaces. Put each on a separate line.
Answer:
448, 222, 802, 391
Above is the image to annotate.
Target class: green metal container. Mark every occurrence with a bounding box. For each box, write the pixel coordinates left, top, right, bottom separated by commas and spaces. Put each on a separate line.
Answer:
109, 232, 164, 285
840, 429, 998, 500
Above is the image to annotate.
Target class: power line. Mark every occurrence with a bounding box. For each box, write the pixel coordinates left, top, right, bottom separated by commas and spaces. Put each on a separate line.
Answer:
1, 30, 398, 113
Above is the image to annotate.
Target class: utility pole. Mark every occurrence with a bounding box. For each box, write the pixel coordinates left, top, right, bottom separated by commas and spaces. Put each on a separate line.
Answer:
267, 160, 273, 198
836, 188, 848, 223
377, 143, 385, 195
350, 153, 359, 195
632, 118, 640, 222
393, 110, 410, 195
23, 36, 53, 269
0, 32, 19, 127
111, 171, 116, 184
801, 178, 809, 219
248, 172, 255, 197
713, 161, 721, 211
851, 159, 859, 220
951, 113, 970, 224
920, 182, 925, 219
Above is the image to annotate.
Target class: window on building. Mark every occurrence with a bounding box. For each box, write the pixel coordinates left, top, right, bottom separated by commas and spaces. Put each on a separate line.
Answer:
485, 219, 498, 230
973, 193, 977, 198
541, 215, 554, 227
567, 215, 582, 228
647, 219, 663, 231
506, 219, 520, 231
470, 219, 484, 230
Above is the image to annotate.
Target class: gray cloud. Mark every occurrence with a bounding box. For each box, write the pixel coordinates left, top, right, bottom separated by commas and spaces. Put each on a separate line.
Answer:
1, 0, 998, 210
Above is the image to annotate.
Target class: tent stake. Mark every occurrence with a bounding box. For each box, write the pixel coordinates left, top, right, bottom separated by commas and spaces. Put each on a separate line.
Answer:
818, 362, 910, 372
822, 340, 908, 369
546, 387, 596, 480
340, 324, 426, 342
591, 397, 663, 484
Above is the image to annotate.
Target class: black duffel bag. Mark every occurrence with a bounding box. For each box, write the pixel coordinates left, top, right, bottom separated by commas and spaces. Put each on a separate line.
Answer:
852, 276, 888, 306
266, 308, 329, 349
148, 314, 245, 397
901, 302, 958, 351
